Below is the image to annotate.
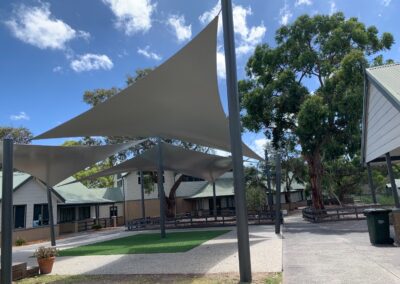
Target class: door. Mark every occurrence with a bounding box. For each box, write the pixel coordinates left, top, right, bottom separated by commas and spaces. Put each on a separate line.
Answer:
14, 205, 26, 229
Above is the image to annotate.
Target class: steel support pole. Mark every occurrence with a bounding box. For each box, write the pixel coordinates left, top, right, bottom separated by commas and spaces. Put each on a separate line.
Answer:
1, 138, 13, 284
157, 138, 166, 238
366, 163, 377, 204
264, 148, 273, 212
385, 153, 400, 208
140, 171, 146, 219
221, 0, 252, 282
46, 185, 56, 246
275, 153, 282, 234
213, 181, 217, 220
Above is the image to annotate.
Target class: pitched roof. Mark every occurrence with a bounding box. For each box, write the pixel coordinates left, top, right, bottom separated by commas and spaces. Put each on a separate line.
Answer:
0, 172, 31, 200
362, 63, 400, 164
185, 172, 305, 199
54, 177, 123, 204
366, 63, 400, 107
0, 172, 122, 204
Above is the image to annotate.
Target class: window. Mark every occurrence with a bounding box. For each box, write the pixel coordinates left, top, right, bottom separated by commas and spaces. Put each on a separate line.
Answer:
181, 175, 204, 182
13, 205, 26, 229
33, 204, 49, 227
110, 206, 118, 217
138, 172, 164, 184
59, 207, 75, 223
78, 206, 91, 220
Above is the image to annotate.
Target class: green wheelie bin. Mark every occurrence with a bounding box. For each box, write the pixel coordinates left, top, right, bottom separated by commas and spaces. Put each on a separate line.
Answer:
363, 208, 393, 245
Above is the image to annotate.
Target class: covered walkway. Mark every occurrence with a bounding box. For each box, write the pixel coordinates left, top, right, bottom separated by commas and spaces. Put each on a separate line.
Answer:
283, 213, 400, 284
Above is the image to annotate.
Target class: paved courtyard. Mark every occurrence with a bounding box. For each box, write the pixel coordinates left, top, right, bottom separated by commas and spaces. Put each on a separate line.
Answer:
283, 214, 400, 284
8, 214, 400, 283
11, 225, 282, 275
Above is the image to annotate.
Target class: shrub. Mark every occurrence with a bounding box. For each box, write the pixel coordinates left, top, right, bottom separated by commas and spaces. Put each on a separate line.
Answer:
91, 223, 102, 230
34, 246, 59, 259
15, 237, 26, 246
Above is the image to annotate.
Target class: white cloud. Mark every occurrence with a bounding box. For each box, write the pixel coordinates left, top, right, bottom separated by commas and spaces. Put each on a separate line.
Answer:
217, 49, 226, 79
5, 3, 89, 50
381, 0, 391, 6
10, 111, 30, 121
295, 0, 312, 6
70, 54, 114, 72
199, 2, 266, 57
329, 1, 337, 15
137, 46, 162, 60
52, 66, 62, 73
279, 2, 293, 25
167, 14, 192, 43
252, 137, 271, 158
212, 148, 231, 157
103, 0, 156, 35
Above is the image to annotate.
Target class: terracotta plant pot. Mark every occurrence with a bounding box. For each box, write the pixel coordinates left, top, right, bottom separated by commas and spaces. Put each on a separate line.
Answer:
37, 256, 55, 274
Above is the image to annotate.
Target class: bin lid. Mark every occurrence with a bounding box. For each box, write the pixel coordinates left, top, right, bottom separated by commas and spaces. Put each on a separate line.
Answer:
363, 208, 392, 215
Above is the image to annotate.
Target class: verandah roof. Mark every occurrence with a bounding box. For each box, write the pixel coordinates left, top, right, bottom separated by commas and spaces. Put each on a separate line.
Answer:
34, 17, 262, 161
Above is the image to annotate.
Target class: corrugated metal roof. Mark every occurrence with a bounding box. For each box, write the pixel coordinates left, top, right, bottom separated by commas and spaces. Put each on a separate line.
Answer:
1, 173, 122, 204
0, 172, 31, 200
54, 177, 123, 204
366, 63, 400, 105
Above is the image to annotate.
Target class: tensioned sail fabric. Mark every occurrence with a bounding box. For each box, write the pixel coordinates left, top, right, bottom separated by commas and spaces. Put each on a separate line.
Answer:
69, 143, 233, 183
0, 140, 143, 186
34, 17, 261, 161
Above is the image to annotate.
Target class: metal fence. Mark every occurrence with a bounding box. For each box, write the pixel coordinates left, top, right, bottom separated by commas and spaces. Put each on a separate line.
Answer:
302, 205, 383, 223
127, 211, 280, 231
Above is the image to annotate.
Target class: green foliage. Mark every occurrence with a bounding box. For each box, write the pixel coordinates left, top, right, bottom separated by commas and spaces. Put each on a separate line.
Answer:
15, 237, 26, 246
91, 223, 102, 230
33, 246, 59, 259
239, 12, 394, 208
62, 140, 114, 188
246, 186, 266, 211
0, 126, 33, 144
322, 155, 364, 201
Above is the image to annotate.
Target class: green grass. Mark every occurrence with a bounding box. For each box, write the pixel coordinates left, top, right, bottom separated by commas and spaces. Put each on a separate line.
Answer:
358, 194, 395, 206
59, 230, 230, 256
265, 273, 282, 284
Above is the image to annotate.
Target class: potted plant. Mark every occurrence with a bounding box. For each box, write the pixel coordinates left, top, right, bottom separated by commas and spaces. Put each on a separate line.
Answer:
33, 246, 59, 274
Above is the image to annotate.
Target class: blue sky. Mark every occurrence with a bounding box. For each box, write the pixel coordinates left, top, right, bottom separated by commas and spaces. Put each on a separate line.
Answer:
1, 0, 399, 157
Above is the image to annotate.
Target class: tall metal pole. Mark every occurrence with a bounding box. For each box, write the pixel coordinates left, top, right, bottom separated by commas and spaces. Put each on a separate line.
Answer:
385, 153, 400, 208
1, 138, 13, 284
264, 148, 273, 212
157, 138, 166, 238
275, 153, 282, 234
212, 181, 217, 220
140, 171, 146, 219
366, 163, 377, 204
221, 0, 252, 282
46, 185, 56, 246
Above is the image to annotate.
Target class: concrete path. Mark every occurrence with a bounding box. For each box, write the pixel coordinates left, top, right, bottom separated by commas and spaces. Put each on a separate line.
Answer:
283, 214, 400, 284
9, 225, 282, 275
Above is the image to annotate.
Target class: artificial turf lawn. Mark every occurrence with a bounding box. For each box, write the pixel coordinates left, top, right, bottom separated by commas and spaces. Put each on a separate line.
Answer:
59, 230, 230, 256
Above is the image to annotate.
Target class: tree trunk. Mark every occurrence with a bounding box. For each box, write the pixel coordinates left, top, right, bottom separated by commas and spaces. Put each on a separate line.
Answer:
165, 174, 184, 218
305, 151, 325, 210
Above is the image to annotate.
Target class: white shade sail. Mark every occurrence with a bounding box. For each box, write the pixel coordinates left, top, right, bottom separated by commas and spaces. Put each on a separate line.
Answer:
34, 17, 262, 161
0, 140, 143, 186
71, 142, 233, 183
